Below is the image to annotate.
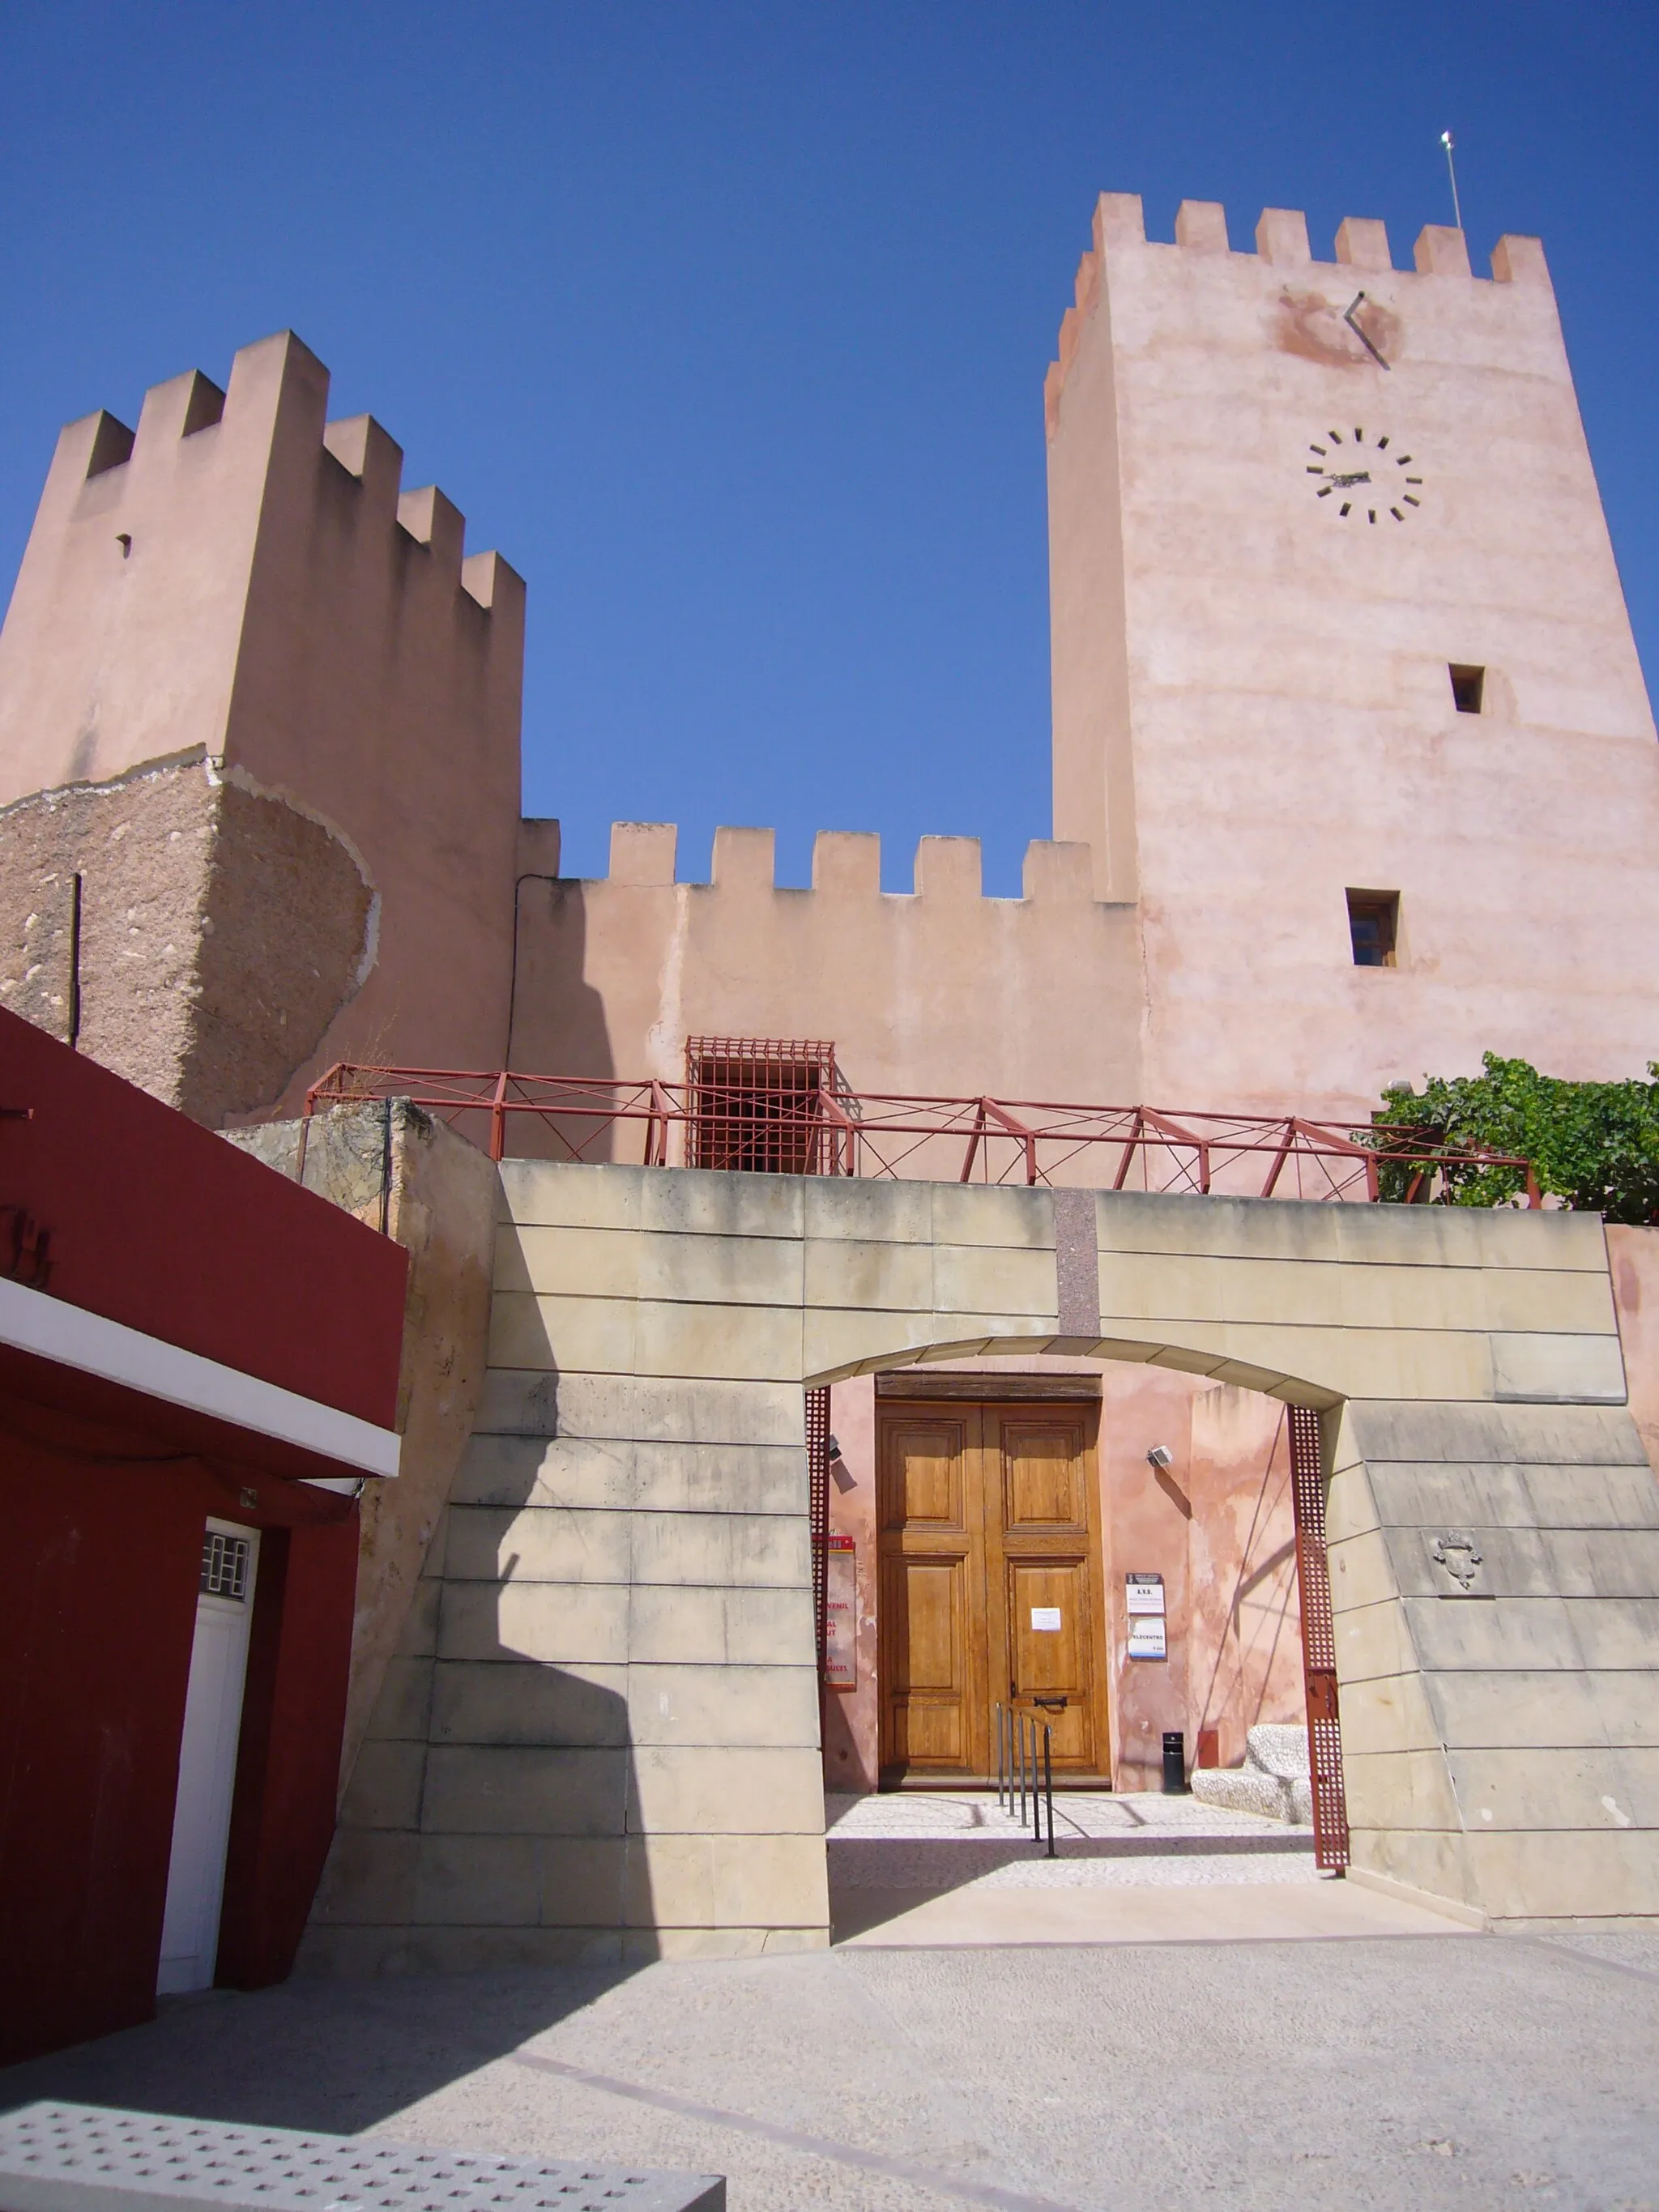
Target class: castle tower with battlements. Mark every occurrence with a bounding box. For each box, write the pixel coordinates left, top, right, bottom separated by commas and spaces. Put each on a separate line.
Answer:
514, 193, 1659, 1121
2, 198, 1655, 1129
0, 332, 527, 1125
1047, 194, 1659, 1114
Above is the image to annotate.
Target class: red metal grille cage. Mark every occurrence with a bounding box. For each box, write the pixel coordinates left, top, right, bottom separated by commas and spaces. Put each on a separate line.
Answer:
1289, 1404, 1351, 1872
685, 1038, 846, 1174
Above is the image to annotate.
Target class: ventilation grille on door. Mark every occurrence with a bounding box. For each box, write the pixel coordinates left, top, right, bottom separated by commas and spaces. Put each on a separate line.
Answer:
200, 1532, 251, 1601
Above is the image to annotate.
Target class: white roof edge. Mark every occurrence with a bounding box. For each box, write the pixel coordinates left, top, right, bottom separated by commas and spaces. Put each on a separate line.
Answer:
0, 1275, 401, 1478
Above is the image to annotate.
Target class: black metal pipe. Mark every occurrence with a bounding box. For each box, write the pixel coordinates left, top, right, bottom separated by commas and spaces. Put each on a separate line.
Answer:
1043, 1725, 1056, 1857
67, 872, 83, 1050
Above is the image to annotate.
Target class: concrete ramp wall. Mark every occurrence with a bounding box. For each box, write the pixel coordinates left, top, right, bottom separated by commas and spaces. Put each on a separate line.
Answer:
301, 1162, 1659, 1969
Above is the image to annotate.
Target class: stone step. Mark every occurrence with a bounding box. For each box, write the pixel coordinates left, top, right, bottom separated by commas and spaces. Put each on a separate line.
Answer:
1190, 1724, 1313, 1824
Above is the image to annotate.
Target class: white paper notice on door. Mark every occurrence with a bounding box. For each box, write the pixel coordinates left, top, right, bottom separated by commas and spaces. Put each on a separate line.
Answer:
1030, 1606, 1062, 1632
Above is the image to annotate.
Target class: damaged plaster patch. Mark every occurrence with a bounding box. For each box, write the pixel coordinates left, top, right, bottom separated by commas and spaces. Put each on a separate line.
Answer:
1273, 288, 1401, 370
0, 749, 379, 1127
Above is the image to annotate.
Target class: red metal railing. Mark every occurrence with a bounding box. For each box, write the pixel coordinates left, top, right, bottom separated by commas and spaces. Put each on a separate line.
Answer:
301, 1063, 1539, 1204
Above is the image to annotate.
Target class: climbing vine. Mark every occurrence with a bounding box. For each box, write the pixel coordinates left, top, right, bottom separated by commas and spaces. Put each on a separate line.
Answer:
1376, 1054, 1659, 1221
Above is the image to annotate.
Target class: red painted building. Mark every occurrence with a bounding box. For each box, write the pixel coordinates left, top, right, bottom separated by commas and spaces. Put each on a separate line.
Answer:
0, 1008, 407, 2065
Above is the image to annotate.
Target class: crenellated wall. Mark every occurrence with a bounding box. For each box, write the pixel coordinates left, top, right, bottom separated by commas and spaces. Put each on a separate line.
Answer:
0, 333, 524, 1119
1047, 194, 1659, 1118
507, 821, 1145, 1105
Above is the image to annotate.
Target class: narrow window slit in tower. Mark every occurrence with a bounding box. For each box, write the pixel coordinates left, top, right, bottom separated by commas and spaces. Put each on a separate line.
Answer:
1347, 891, 1399, 968
1449, 665, 1485, 714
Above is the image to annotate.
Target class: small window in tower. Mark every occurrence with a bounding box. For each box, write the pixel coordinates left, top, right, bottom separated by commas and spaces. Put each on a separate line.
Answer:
1346, 891, 1399, 968
1449, 664, 1486, 714
685, 1037, 840, 1173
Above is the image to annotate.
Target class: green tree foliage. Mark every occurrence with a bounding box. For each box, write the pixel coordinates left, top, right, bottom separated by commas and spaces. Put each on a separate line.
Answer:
1375, 1054, 1659, 1221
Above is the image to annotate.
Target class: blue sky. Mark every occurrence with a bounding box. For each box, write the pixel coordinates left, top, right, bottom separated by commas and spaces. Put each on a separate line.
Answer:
2, 2, 1653, 892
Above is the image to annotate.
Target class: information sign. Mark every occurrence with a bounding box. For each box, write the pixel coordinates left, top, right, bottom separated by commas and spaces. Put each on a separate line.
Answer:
823, 1534, 857, 1690
1128, 1615, 1168, 1660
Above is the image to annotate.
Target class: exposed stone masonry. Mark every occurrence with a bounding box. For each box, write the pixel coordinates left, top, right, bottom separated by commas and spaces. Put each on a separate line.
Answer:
0, 750, 375, 1127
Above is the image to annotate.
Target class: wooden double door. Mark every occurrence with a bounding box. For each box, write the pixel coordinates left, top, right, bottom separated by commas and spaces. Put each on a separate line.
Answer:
877, 1396, 1108, 1783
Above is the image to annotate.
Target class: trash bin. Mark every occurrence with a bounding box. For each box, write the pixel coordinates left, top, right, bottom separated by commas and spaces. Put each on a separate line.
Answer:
1162, 1729, 1188, 1793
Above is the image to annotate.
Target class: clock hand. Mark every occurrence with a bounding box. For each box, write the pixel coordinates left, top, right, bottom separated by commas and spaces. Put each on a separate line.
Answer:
1328, 470, 1371, 488
1344, 291, 1392, 370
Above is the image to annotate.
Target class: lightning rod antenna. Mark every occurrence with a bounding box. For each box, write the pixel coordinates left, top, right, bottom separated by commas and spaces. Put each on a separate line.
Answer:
1439, 129, 1465, 235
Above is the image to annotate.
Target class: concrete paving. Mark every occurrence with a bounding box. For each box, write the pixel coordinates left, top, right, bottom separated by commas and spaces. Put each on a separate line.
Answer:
829, 1788, 1435, 1945
2, 1800, 1656, 2211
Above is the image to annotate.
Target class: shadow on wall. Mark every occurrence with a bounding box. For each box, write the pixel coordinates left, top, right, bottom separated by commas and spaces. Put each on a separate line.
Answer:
115, 1353, 667, 2114
1188, 1393, 1303, 1770
505, 876, 618, 1158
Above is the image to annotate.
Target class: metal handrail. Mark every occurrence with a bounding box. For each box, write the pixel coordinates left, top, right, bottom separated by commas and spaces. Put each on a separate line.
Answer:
995, 1700, 1057, 1858
301, 1063, 1539, 1204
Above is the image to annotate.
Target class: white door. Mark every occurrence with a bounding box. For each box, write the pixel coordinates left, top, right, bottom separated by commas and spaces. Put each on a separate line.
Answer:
157, 1519, 260, 1995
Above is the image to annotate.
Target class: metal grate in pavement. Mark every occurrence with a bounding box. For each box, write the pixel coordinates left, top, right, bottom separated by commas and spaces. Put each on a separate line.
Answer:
0, 2104, 723, 2212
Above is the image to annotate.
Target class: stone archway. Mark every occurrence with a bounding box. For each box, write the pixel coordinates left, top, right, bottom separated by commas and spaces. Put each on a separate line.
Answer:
303, 1161, 1657, 1971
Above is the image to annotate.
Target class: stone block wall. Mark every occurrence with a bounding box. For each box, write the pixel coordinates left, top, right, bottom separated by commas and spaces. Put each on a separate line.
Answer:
295, 1164, 1659, 1960
1329, 1399, 1659, 1927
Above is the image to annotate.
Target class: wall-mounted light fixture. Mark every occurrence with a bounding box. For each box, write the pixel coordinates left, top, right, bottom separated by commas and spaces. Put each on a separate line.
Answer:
1147, 1445, 1173, 1470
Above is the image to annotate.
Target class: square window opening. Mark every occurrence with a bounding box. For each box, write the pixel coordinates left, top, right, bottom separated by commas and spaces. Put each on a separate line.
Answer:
1346, 890, 1399, 969
1449, 663, 1485, 714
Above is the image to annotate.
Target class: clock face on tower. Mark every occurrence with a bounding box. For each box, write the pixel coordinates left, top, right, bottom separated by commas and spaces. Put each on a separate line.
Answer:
1306, 428, 1424, 522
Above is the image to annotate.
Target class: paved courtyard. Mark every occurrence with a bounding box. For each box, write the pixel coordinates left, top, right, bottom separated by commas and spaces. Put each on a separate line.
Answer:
3, 1796, 1656, 2212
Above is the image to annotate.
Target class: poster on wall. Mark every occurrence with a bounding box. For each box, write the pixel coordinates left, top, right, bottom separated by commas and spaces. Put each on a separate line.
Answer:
824, 1534, 857, 1690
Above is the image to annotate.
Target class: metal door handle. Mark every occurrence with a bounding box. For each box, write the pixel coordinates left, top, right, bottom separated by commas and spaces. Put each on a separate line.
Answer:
1034, 1695, 1068, 1710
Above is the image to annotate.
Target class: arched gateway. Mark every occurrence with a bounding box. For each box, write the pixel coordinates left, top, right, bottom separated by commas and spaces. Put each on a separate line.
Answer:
305, 1161, 1657, 1969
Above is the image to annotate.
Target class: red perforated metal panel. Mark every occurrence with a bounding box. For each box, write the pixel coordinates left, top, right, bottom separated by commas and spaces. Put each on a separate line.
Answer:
1288, 1404, 1350, 1872
805, 1385, 831, 1670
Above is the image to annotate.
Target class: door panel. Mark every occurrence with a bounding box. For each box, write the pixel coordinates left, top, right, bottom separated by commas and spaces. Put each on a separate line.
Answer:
878, 1397, 1107, 1781
881, 1421, 966, 1529
878, 1417, 982, 1775
881, 1558, 968, 1763
987, 1408, 1105, 1775
1001, 1423, 1087, 1530
158, 1519, 259, 1995
1006, 1558, 1094, 1766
